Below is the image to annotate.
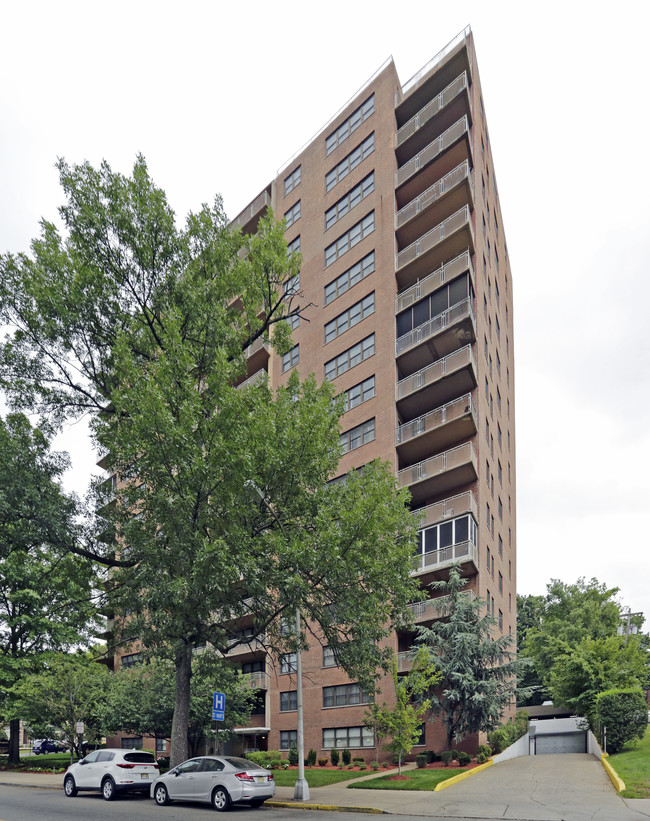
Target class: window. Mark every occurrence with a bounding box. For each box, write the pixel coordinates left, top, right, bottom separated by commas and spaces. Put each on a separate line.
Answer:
325, 251, 375, 305
325, 173, 374, 230
343, 375, 375, 411
323, 726, 374, 749
509, 593, 512, 612
280, 653, 297, 674
287, 236, 301, 255
496, 351, 501, 376
340, 418, 375, 453
497, 387, 501, 413
509, 559, 512, 579
494, 212, 499, 236
416, 514, 477, 558
498, 534, 503, 557
485, 376, 489, 397
325, 292, 375, 343
498, 572, 503, 594
485, 459, 490, 485
121, 737, 143, 749
284, 273, 300, 295
121, 652, 143, 669
322, 646, 338, 668
284, 200, 301, 229
497, 423, 502, 449
495, 281, 500, 307
323, 683, 371, 708
486, 590, 491, 614
325, 94, 374, 156
486, 546, 491, 571
396, 274, 473, 338
326, 133, 375, 192
486, 502, 490, 526
498, 460, 502, 485
324, 333, 375, 380
324, 212, 375, 267
280, 730, 297, 750
156, 738, 168, 752
284, 166, 301, 196
287, 313, 300, 330
496, 317, 500, 342
498, 610, 503, 631
282, 344, 299, 373
241, 659, 265, 674
280, 691, 297, 712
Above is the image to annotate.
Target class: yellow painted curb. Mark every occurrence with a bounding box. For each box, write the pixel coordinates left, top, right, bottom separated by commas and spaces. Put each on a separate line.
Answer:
601, 753, 626, 793
434, 758, 494, 791
267, 801, 386, 814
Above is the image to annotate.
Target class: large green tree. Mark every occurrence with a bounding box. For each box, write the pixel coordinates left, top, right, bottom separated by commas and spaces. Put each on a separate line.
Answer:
0, 157, 419, 765
417, 566, 524, 749
0, 413, 99, 763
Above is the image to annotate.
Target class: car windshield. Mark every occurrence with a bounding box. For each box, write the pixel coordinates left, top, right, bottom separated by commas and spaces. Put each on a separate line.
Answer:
223, 757, 263, 770
124, 752, 156, 763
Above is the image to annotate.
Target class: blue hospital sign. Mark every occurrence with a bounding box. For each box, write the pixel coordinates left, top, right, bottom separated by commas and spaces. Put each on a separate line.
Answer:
212, 692, 225, 721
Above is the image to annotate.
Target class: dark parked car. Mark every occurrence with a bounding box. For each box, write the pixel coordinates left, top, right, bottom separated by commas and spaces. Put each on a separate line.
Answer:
32, 739, 67, 754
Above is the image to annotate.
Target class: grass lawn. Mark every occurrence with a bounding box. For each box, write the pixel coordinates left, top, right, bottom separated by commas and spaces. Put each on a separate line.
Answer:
348, 768, 470, 791
271, 768, 378, 787
1, 752, 73, 772
609, 728, 650, 799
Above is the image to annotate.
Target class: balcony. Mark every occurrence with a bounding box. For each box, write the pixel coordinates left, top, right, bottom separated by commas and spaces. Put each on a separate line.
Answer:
407, 590, 477, 624
396, 251, 473, 313
397, 345, 477, 418
244, 336, 271, 377
396, 206, 475, 289
236, 369, 268, 390
396, 394, 477, 463
247, 671, 269, 690
226, 636, 266, 658
412, 539, 479, 577
395, 162, 474, 248
413, 490, 478, 531
396, 297, 476, 373
395, 117, 472, 207
396, 72, 472, 164
231, 189, 271, 235
397, 441, 478, 503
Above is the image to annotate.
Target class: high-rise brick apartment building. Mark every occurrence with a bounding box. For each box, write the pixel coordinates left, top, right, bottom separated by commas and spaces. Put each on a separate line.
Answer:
223, 26, 517, 759
106, 26, 517, 761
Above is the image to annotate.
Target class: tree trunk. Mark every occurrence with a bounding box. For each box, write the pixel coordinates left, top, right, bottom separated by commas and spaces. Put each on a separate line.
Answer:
8, 718, 20, 765
170, 641, 192, 767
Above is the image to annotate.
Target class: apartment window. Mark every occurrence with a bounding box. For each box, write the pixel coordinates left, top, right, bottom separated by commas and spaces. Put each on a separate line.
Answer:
340, 418, 375, 454
497, 460, 502, 485
284, 200, 301, 229
481, 174, 485, 199
325, 94, 374, 156
325, 173, 374, 230
396, 274, 473, 338
506, 335, 509, 355
323, 726, 374, 749
489, 355, 493, 377
506, 367, 510, 387
156, 739, 168, 752
280, 730, 297, 750
325, 292, 375, 344
485, 459, 490, 485
486, 590, 491, 613
485, 376, 489, 397
489, 316, 492, 340
486, 546, 491, 571
509, 528, 512, 548
496, 351, 501, 376
491, 515, 495, 536
495, 281, 500, 307
498, 610, 503, 632
280, 691, 297, 712
282, 344, 299, 373
241, 659, 265, 674
287, 313, 300, 330
482, 215, 486, 236
323, 683, 371, 708
483, 255, 487, 277
325, 251, 375, 305
497, 387, 501, 413
508, 429, 511, 451
280, 653, 297, 674
509, 593, 512, 612
485, 418, 489, 441
490, 393, 493, 418
322, 646, 338, 668
287, 235, 301, 255
483, 297, 487, 320
284, 165, 301, 196
121, 652, 143, 669
509, 559, 512, 579
491, 434, 494, 456
324, 333, 374, 380
495, 248, 499, 272
498, 534, 503, 557
343, 376, 375, 411
508, 462, 511, 482
121, 737, 143, 749
496, 317, 501, 342
498, 572, 503, 594
494, 212, 499, 236
416, 514, 477, 560
497, 423, 502, 449
481, 135, 485, 159
326, 133, 375, 192
284, 273, 300, 295
324, 212, 374, 267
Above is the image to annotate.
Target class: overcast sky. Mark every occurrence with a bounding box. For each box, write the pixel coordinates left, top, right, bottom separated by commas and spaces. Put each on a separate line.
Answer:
1, 1, 648, 622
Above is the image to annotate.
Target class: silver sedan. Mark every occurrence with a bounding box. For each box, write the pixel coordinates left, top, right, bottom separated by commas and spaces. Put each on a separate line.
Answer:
150, 755, 275, 811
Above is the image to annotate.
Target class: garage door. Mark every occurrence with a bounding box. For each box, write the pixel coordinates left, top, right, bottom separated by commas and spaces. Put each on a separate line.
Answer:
535, 732, 586, 755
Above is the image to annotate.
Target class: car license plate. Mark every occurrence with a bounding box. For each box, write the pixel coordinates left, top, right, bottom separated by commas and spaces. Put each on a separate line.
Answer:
140, 773, 149, 779
256, 776, 265, 782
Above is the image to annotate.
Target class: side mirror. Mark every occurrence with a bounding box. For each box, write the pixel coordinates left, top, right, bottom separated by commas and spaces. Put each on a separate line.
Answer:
173, 769, 180, 777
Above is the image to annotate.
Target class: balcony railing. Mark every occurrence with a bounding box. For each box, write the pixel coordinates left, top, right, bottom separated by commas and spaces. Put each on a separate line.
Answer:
407, 590, 477, 622
396, 297, 475, 357
396, 206, 473, 273
395, 116, 469, 190
395, 162, 473, 232
237, 370, 267, 390
245, 337, 270, 359
396, 393, 475, 446
413, 490, 478, 530
396, 26, 471, 106
247, 671, 269, 689
397, 440, 477, 489
231, 190, 271, 230
396, 251, 472, 314
412, 539, 479, 575
396, 72, 469, 149
397, 345, 476, 402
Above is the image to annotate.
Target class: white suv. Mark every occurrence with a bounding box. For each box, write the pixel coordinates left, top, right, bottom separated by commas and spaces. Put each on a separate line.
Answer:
63, 748, 159, 800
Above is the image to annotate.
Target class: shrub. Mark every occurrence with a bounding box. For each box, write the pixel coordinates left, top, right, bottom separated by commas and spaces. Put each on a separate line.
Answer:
488, 711, 530, 753
476, 751, 489, 764
330, 748, 340, 766
381, 761, 390, 768
370, 760, 379, 770
246, 750, 282, 768
457, 751, 471, 766
307, 749, 317, 767
440, 751, 453, 767
415, 754, 427, 769
288, 743, 298, 766
391, 752, 400, 765
487, 728, 508, 754
477, 744, 491, 758
318, 758, 328, 767
358, 763, 367, 770
426, 750, 437, 763
342, 748, 351, 766
354, 757, 365, 765
595, 688, 648, 753
451, 750, 459, 761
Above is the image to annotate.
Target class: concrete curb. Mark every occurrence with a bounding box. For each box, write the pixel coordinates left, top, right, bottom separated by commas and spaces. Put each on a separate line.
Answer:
433, 758, 494, 791
601, 754, 626, 793
268, 801, 386, 814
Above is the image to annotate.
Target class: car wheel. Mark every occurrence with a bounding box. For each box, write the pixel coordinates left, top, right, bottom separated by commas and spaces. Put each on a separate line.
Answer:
154, 784, 170, 806
212, 786, 231, 811
102, 777, 117, 801
63, 775, 78, 797
250, 799, 265, 808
